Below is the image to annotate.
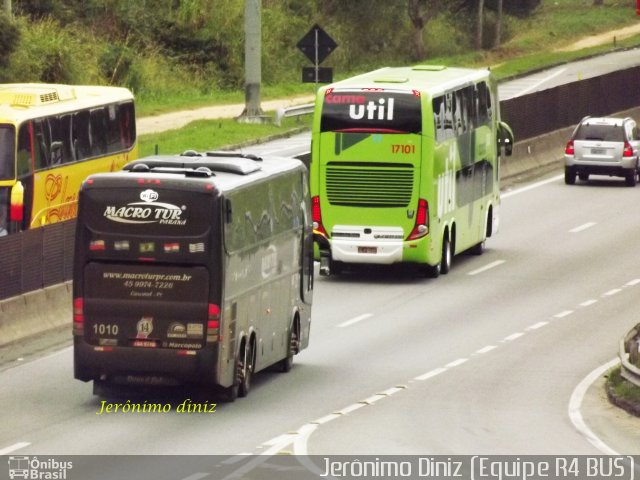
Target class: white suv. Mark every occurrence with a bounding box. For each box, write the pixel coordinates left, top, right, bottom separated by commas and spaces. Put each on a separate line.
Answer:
564, 116, 640, 186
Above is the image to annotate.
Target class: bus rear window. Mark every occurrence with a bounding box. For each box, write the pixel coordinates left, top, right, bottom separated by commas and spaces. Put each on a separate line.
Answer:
320, 90, 422, 134
81, 186, 214, 237
0, 125, 15, 180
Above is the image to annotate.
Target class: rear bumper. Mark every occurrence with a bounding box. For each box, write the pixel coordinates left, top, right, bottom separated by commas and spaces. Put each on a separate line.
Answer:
74, 337, 222, 387
565, 155, 638, 176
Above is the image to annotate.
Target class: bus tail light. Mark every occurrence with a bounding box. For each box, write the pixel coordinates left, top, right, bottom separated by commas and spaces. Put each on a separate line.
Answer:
9, 181, 24, 222
407, 199, 429, 241
565, 140, 575, 155
623, 141, 634, 157
73, 297, 84, 335
207, 303, 221, 342
312, 196, 327, 236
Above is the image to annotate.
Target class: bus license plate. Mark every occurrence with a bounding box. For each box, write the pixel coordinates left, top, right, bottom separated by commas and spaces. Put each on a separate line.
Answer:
358, 246, 377, 254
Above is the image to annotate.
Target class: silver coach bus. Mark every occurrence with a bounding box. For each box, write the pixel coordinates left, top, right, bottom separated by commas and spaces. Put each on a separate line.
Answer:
72, 151, 314, 401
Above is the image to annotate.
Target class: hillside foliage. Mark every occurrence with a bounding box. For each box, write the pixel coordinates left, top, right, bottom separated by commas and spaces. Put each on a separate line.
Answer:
1, 0, 630, 106
0, 0, 545, 98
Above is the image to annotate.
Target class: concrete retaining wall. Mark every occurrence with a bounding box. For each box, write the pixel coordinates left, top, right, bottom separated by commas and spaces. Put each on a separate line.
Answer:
1, 282, 71, 347
4, 107, 640, 347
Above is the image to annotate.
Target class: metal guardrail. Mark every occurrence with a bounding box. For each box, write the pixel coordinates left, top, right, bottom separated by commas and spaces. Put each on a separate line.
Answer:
274, 103, 314, 126
619, 324, 640, 387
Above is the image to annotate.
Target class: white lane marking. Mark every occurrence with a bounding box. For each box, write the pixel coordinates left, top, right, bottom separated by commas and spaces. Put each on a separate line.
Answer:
476, 345, 497, 354
603, 288, 622, 297
180, 474, 211, 480
337, 313, 373, 328
445, 358, 468, 368
527, 321, 548, 330
362, 394, 387, 404
414, 367, 447, 381
378, 386, 405, 396
0, 442, 30, 455
554, 310, 574, 319
468, 260, 506, 276
517, 68, 567, 96
568, 358, 620, 455
311, 413, 341, 425
503, 332, 524, 342
626, 279, 640, 286
502, 174, 563, 198
580, 299, 598, 307
335, 403, 366, 415
569, 222, 597, 233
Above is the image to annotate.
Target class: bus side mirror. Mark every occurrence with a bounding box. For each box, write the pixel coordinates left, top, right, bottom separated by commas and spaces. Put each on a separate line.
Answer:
10, 181, 24, 223
498, 121, 514, 156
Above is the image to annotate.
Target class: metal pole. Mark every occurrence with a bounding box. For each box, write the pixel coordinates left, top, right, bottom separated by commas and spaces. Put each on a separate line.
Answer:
314, 27, 319, 87
238, 0, 266, 123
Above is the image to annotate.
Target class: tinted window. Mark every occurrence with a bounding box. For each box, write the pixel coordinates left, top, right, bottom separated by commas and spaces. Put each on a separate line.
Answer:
321, 90, 422, 134
575, 124, 625, 142
0, 125, 15, 180
81, 185, 214, 238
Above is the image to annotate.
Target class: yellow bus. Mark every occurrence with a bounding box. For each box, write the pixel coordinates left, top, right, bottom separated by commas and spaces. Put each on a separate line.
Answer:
0, 83, 137, 235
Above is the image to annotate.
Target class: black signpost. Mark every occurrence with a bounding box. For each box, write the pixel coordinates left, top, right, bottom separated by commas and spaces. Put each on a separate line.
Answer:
297, 24, 337, 84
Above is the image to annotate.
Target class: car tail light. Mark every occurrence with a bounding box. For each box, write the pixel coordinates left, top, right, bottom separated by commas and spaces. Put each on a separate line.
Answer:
623, 141, 634, 157
312, 196, 327, 236
407, 199, 429, 240
565, 140, 575, 155
207, 303, 221, 342
73, 297, 84, 335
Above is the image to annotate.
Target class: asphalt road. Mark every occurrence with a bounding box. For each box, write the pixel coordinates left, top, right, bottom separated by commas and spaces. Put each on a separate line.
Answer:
1, 48, 640, 480
0, 171, 639, 461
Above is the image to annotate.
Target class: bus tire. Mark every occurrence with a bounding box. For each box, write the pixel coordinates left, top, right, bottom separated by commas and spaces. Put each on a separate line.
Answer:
440, 234, 452, 274
278, 321, 300, 373
470, 238, 485, 255
426, 262, 440, 278
238, 338, 254, 398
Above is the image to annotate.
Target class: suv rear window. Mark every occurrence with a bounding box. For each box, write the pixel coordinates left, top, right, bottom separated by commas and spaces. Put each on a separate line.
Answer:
575, 124, 625, 142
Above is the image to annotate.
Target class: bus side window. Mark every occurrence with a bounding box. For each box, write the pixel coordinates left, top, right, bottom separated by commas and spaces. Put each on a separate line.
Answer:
444, 93, 454, 140
477, 82, 492, 125
48, 115, 72, 166
119, 101, 136, 149
432, 96, 445, 143
106, 104, 121, 153
16, 123, 32, 177
72, 111, 91, 160
32, 118, 50, 170
90, 108, 108, 156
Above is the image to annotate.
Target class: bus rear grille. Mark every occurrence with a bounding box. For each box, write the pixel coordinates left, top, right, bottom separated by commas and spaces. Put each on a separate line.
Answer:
325, 162, 414, 207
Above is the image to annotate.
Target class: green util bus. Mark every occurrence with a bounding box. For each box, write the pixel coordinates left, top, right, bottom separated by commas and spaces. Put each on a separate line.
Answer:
310, 65, 513, 277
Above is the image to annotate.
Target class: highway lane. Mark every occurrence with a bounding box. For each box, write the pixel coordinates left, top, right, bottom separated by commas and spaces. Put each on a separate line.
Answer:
1, 172, 639, 458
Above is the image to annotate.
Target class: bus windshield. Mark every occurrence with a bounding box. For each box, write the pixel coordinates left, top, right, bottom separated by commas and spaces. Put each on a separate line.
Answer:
320, 89, 422, 134
0, 124, 15, 180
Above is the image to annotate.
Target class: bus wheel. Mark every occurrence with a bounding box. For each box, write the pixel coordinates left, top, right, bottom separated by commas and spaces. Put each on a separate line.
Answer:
278, 323, 299, 373
440, 234, 452, 274
470, 238, 485, 255
238, 339, 253, 398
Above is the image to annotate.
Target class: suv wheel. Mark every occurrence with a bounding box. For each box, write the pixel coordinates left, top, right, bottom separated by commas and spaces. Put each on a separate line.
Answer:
626, 170, 637, 187
564, 167, 576, 185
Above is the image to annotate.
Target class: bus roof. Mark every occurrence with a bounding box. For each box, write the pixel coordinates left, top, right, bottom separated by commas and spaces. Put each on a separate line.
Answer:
321, 65, 492, 97
85, 151, 306, 193
0, 83, 134, 124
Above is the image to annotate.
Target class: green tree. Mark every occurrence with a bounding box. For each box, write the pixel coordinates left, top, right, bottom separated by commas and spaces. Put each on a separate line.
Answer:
0, 12, 19, 69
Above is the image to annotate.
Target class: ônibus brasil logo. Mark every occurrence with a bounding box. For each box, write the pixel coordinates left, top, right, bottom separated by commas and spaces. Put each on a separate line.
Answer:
103, 189, 187, 225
